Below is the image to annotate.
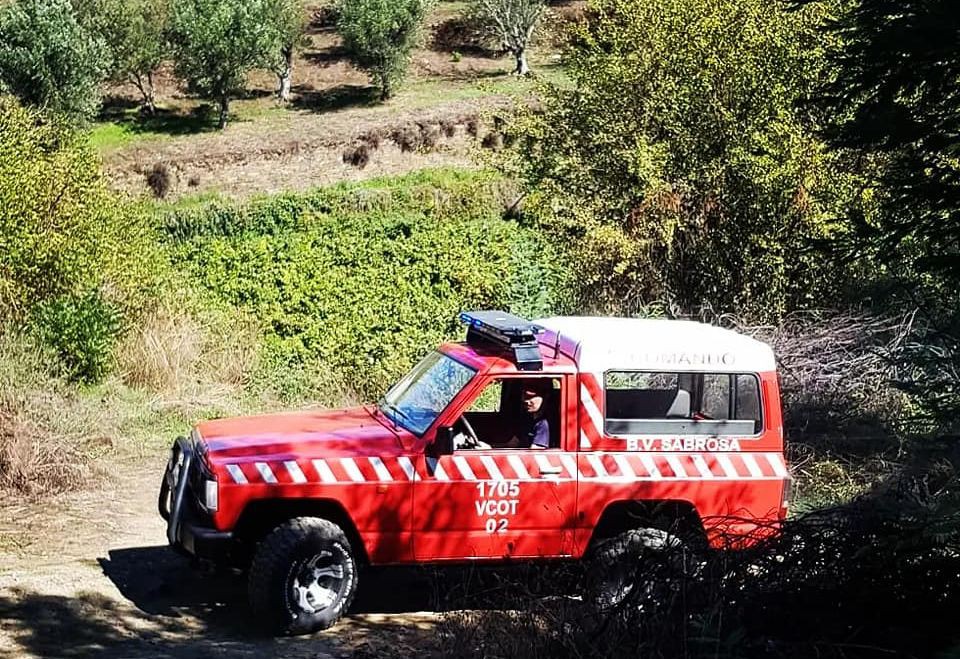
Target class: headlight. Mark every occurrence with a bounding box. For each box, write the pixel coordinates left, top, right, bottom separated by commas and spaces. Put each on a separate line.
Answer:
204, 479, 218, 511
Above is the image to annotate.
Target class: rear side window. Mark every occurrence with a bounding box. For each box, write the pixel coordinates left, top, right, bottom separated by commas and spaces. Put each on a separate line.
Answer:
604, 371, 763, 436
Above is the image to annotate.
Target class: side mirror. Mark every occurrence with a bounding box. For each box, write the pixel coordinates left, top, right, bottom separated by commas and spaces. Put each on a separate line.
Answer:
429, 426, 455, 457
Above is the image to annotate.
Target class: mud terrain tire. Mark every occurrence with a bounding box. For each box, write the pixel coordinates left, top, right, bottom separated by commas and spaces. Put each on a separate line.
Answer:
586, 527, 690, 612
248, 517, 358, 635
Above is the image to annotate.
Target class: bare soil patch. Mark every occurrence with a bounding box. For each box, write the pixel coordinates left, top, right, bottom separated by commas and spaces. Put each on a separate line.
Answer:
97, 0, 570, 199
102, 99, 505, 200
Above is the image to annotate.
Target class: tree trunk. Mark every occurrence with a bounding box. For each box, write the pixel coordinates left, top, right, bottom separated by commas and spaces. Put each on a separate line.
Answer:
133, 72, 157, 115
514, 48, 530, 76
218, 94, 229, 129
379, 71, 392, 101
277, 45, 293, 102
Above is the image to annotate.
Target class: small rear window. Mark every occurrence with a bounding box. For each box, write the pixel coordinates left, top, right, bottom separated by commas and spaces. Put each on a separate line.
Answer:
604, 371, 762, 436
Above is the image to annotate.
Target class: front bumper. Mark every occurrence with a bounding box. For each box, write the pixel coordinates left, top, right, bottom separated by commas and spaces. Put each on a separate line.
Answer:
158, 436, 237, 563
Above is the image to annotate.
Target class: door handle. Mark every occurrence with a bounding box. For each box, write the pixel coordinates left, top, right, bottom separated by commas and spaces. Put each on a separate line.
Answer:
539, 465, 563, 475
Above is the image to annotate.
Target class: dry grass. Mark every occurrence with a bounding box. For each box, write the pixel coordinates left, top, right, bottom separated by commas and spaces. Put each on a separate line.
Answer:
0, 336, 100, 494
116, 303, 259, 397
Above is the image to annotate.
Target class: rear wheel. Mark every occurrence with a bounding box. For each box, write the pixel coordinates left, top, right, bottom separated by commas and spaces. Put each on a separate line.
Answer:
248, 517, 358, 635
586, 527, 696, 612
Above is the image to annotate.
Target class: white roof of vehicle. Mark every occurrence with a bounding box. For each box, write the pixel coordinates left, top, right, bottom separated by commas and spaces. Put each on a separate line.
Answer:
533, 316, 777, 374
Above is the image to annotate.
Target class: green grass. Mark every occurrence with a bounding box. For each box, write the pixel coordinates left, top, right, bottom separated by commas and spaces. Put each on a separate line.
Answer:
89, 64, 568, 152
89, 102, 290, 152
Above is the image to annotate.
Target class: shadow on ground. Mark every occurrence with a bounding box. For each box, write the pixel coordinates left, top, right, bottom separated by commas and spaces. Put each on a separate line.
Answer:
0, 545, 579, 658
0, 546, 444, 658
292, 84, 381, 113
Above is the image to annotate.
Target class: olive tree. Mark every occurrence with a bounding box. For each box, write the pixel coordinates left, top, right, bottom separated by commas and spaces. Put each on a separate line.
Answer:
335, 0, 430, 101
73, 0, 170, 114
169, 0, 278, 128
470, 0, 546, 75
0, 0, 109, 121
266, 0, 308, 102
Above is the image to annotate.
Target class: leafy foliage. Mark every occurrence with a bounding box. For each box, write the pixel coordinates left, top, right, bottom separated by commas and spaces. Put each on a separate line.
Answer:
0, 98, 159, 382
0, 98, 158, 318
0, 0, 109, 121
502, 0, 850, 319
335, 0, 430, 100
164, 170, 571, 399
30, 292, 122, 384
72, 0, 171, 114
169, 0, 280, 128
817, 0, 960, 283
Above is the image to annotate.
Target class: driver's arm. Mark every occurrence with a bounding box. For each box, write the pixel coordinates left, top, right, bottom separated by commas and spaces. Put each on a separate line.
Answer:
529, 418, 549, 450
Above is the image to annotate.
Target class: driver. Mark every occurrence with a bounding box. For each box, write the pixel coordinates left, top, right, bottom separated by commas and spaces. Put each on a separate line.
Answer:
502, 380, 550, 450
454, 379, 552, 450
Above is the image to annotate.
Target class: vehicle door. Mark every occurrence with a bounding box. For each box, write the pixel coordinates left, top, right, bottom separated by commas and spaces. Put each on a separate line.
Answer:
412, 373, 578, 561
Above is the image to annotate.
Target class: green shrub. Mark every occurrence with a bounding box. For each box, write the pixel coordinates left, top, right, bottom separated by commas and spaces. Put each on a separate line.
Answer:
0, 98, 162, 383
30, 291, 122, 384
165, 170, 571, 399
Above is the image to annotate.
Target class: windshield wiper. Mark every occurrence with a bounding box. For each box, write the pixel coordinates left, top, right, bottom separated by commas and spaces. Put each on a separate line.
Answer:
378, 397, 413, 427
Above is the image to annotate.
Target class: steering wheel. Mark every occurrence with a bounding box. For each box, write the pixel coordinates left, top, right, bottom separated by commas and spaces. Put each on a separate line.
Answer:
458, 415, 480, 446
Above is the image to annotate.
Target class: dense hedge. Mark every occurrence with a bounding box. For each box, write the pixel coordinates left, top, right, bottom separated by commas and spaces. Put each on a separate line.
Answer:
164, 170, 572, 399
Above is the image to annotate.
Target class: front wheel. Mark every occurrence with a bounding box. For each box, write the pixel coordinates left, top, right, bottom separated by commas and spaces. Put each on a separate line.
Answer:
248, 517, 358, 635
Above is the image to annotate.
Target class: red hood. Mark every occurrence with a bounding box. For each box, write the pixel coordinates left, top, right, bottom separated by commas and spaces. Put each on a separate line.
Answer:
196, 406, 409, 461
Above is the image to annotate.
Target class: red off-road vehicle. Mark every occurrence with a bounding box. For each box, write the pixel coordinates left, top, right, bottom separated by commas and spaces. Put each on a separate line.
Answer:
160, 311, 790, 634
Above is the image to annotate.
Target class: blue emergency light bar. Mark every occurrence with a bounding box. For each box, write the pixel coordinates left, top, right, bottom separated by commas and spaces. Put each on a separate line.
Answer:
459, 311, 544, 371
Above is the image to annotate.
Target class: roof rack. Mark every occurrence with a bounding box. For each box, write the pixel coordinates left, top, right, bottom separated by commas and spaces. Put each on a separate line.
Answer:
459, 310, 544, 371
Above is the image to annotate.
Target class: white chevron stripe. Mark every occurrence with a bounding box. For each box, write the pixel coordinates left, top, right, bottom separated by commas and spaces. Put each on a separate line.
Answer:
341, 458, 365, 482
312, 459, 337, 483
579, 429, 592, 449
284, 460, 307, 484
226, 464, 247, 484
507, 454, 531, 480
559, 454, 580, 479
715, 454, 738, 478
255, 462, 277, 484
368, 457, 393, 481
452, 456, 477, 480
764, 452, 790, 478
480, 456, 504, 481
639, 454, 662, 479
397, 456, 420, 481
587, 454, 608, 478
665, 454, 688, 478
433, 459, 449, 481
691, 454, 714, 478
742, 453, 764, 478
613, 454, 636, 478
580, 384, 605, 432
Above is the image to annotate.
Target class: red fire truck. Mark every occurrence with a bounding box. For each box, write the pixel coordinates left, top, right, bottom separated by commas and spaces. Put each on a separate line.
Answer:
160, 311, 790, 634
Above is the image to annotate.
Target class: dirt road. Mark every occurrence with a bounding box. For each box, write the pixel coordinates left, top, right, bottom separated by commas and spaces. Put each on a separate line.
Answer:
0, 455, 446, 659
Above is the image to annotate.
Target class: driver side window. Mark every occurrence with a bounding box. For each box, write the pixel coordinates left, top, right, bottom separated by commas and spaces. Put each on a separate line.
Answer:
456, 377, 561, 450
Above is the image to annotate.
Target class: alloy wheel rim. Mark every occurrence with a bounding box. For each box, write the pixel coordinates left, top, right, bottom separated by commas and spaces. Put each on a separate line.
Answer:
290, 550, 346, 614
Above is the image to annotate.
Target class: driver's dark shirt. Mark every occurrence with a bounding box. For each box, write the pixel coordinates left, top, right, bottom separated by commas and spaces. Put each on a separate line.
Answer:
519, 414, 550, 449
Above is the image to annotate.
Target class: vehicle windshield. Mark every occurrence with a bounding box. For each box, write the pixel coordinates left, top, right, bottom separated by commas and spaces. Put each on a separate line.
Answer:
379, 351, 476, 436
